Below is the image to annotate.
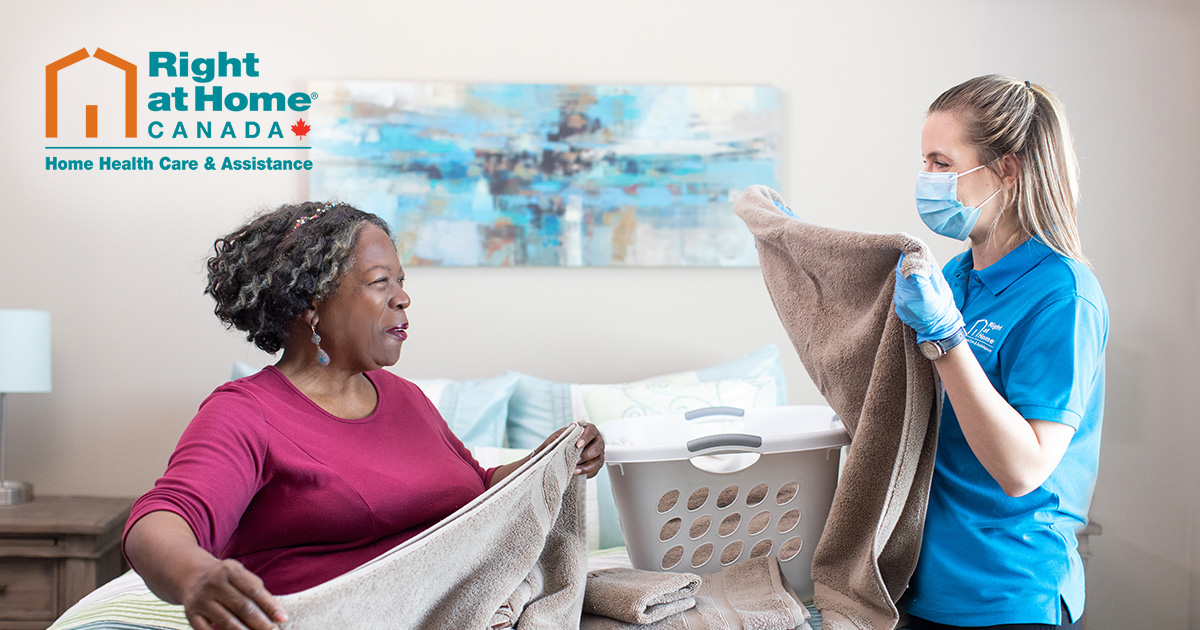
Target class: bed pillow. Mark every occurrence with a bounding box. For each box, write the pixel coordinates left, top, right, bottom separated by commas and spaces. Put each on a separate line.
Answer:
579, 378, 777, 422
467, 445, 533, 468
407, 371, 519, 448
231, 361, 259, 380
505, 344, 787, 449
649, 344, 787, 406
506, 372, 573, 450
230, 365, 518, 449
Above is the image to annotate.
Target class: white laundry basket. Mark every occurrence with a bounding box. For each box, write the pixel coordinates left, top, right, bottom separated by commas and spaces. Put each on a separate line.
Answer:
600, 405, 849, 601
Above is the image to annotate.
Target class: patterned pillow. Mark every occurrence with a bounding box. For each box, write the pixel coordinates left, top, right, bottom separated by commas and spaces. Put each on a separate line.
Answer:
506, 344, 787, 449
579, 378, 777, 422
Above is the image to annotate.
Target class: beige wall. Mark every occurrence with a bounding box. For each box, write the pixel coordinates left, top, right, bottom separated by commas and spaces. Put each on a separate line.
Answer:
2, 1, 1198, 627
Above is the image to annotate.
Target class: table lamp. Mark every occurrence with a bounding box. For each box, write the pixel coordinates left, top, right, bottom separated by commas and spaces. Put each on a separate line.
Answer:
0, 309, 51, 505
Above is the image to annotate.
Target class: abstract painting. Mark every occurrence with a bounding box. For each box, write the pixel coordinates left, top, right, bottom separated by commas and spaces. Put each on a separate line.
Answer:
307, 81, 780, 267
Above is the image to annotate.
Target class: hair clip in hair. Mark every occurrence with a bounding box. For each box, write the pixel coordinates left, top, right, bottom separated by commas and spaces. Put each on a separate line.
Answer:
293, 202, 340, 231
1024, 80, 1031, 89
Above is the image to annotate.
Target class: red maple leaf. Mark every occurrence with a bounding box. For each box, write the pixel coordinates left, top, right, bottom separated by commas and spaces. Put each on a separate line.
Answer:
291, 118, 311, 138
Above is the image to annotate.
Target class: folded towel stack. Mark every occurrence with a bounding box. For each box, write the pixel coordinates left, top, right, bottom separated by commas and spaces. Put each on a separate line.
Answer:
581, 557, 810, 630
583, 567, 701, 624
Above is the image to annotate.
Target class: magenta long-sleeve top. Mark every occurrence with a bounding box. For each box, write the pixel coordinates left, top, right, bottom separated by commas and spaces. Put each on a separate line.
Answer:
123, 366, 496, 594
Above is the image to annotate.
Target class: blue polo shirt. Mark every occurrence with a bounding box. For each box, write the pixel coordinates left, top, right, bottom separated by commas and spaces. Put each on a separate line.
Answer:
901, 237, 1107, 626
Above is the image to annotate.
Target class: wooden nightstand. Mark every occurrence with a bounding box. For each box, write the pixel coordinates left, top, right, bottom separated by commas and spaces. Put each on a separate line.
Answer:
0, 496, 133, 630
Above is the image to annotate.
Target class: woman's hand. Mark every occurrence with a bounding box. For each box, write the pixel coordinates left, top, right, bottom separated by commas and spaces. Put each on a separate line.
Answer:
533, 423, 606, 478
125, 511, 288, 630
894, 256, 964, 343
178, 558, 288, 630
572, 423, 606, 478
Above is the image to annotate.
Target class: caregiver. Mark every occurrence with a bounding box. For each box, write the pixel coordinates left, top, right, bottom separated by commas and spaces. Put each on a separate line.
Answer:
122, 201, 605, 630
893, 75, 1107, 629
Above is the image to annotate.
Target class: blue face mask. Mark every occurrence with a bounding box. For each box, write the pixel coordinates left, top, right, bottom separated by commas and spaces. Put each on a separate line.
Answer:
915, 164, 1001, 240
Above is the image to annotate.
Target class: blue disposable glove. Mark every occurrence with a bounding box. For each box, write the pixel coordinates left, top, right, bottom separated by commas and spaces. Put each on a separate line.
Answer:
893, 256, 964, 343
772, 198, 801, 221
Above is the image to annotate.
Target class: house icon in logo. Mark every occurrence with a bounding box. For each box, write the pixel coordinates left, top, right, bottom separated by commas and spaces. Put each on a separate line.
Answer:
46, 48, 137, 139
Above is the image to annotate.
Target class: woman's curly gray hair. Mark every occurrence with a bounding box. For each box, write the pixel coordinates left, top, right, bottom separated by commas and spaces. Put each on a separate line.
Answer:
205, 202, 391, 354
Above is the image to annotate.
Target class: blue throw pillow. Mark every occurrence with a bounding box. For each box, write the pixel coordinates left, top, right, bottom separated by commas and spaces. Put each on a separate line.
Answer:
409, 372, 519, 448
506, 373, 574, 449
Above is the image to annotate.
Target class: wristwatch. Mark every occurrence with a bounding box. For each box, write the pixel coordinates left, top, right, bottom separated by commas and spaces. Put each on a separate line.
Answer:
919, 326, 967, 361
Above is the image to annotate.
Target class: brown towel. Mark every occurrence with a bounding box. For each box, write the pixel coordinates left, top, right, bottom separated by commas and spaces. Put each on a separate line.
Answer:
581, 557, 809, 630
734, 186, 941, 630
276, 423, 588, 629
583, 567, 700, 624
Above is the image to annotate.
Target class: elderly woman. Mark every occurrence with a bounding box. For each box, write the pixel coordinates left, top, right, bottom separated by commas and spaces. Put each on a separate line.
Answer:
123, 202, 605, 630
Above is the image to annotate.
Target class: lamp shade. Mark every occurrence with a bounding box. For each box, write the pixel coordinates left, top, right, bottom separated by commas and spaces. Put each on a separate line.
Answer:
0, 309, 52, 393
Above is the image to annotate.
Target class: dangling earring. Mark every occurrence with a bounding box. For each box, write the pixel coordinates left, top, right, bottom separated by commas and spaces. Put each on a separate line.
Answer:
311, 323, 330, 367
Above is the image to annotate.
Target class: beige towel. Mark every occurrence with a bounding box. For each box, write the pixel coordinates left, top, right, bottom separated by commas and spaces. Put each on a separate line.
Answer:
580, 557, 809, 630
276, 423, 588, 629
492, 565, 545, 629
583, 567, 700, 624
734, 186, 941, 630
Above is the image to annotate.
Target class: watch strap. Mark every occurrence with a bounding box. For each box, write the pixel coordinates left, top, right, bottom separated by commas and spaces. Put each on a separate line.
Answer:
920, 326, 967, 360
937, 326, 967, 353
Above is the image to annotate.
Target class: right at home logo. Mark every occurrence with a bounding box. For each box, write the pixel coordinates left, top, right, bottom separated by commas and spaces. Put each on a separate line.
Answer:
44, 46, 316, 173
966, 318, 1003, 353
46, 47, 137, 139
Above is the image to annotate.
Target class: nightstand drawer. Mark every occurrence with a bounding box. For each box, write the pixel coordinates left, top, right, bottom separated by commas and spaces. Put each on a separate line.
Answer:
0, 557, 57, 620
0, 496, 134, 627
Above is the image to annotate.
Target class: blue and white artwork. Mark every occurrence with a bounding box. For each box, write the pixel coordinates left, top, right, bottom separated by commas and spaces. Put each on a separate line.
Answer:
307, 81, 781, 267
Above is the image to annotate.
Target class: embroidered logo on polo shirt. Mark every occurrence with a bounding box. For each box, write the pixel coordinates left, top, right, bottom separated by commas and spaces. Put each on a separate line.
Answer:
966, 318, 1003, 352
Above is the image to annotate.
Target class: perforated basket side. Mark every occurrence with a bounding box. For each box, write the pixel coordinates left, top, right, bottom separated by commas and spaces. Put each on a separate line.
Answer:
605, 447, 841, 601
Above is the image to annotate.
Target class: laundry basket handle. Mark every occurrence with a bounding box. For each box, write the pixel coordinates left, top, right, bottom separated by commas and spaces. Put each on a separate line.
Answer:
684, 407, 745, 420
686, 433, 762, 453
